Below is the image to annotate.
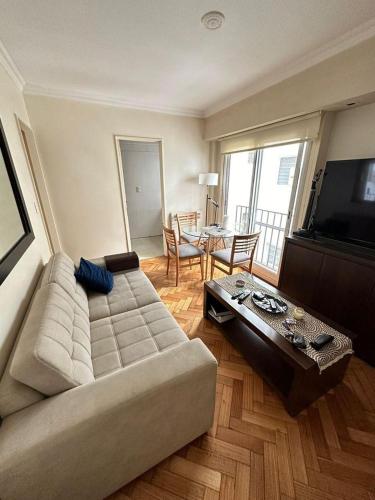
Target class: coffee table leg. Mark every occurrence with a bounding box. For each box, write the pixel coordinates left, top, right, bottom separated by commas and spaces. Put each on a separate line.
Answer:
203, 284, 208, 318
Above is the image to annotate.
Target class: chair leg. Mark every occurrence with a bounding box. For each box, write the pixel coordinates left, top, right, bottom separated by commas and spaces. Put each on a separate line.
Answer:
200, 255, 204, 280
176, 258, 179, 287
249, 259, 254, 280
210, 258, 215, 280
249, 259, 253, 274
166, 255, 170, 275
189, 258, 192, 270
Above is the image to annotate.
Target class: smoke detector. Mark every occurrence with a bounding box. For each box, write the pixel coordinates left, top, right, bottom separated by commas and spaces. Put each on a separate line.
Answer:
201, 11, 225, 30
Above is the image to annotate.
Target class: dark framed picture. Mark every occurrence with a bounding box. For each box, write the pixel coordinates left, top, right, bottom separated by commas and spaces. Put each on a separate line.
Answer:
0, 118, 34, 285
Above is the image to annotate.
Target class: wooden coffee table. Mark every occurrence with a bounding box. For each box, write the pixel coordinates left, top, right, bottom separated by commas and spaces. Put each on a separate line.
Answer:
204, 278, 352, 416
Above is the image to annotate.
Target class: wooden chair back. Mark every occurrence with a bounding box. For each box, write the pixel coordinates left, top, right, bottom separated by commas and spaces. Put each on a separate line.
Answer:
230, 232, 260, 266
176, 211, 198, 236
163, 225, 178, 256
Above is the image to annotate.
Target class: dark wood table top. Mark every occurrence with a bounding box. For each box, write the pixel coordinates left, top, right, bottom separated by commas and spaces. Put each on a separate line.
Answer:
205, 275, 354, 372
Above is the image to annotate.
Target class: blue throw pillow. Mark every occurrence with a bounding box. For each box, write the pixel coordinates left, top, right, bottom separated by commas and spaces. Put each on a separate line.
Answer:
75, 258, 114, 294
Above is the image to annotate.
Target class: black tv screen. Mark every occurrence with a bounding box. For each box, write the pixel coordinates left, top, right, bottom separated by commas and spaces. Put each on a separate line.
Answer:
314, 158, 375, 249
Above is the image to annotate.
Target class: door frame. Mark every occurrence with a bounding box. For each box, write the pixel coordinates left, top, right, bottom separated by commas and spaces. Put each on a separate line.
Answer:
282, 141, 306, 236
16, 116, 61, 253
114, 135, 166, 251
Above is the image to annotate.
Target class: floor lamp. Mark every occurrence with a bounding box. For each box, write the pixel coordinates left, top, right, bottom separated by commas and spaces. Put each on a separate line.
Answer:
199, 173, 219, 226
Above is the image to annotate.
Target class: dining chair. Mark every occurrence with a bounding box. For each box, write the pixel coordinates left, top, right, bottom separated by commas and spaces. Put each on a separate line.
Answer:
163, 225, 205, 286
210, 232, 260, 279
176, 211, 200, 245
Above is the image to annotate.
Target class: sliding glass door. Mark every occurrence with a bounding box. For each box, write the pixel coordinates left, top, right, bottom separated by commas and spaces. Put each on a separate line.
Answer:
224, 150, 255, 232
224, 141, 307, 277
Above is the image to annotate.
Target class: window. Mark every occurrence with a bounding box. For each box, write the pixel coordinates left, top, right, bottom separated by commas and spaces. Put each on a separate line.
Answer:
277, 156, 296, 185
223, 143, 305, 275
266, 243, 282, 270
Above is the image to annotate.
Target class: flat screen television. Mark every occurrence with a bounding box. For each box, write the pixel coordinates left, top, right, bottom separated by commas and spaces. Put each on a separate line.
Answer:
313, 158, 375, 249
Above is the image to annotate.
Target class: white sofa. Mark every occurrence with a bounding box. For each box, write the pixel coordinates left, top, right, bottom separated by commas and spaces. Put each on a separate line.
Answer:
0, 252, 217, 500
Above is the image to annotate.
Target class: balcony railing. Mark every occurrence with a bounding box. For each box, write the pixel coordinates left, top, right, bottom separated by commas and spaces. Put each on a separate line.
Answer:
235, 206, 288, 272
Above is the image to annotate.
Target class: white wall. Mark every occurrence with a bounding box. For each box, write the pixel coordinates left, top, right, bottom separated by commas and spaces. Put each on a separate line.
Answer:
25, 95, 209, 261
121, 141, 162, 239
327, 102, 375, 161
205, 36, 375, 140
0, 66, 51, 374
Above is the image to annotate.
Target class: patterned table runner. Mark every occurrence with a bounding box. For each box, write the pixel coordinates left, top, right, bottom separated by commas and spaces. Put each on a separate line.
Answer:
215, 272, 353, 372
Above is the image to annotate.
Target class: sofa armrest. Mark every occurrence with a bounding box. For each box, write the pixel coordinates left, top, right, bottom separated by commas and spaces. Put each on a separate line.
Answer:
104, 251, 139, 272
0, 339, 217, 500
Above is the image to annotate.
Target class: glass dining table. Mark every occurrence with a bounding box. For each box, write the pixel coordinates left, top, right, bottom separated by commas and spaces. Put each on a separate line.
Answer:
182, 226, 236, 279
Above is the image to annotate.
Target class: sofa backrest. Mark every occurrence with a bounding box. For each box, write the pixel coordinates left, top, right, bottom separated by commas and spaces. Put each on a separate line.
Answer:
0, 367, 44, 417
0, 261, 52, 418
0, 252, 93, 416
10, 281, 94, 396
0, 285, 45, 417
40, 252, 89, 316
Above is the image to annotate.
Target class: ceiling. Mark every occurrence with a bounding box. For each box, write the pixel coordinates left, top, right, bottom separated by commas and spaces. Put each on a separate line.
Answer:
1, 0, 375, 117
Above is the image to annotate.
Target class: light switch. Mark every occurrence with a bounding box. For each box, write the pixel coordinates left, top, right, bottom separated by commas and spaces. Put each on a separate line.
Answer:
136, 186, 142, 193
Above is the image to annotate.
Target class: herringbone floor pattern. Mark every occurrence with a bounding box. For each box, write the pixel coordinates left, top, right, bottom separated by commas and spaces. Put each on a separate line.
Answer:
109, 256, 375, 500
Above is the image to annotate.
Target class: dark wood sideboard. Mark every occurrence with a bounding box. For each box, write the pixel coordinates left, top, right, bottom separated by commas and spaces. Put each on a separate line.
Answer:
279, 236, 375, 366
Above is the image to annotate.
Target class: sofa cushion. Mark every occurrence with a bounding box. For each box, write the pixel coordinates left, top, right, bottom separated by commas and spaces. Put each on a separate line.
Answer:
88, 269, 161, 322
41, 252, 89, 316
90, 302, 188, 378
10, 283, 94, 396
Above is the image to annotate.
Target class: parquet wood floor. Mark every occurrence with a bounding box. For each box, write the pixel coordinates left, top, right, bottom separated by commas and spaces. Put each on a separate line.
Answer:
108, 256, 375, 500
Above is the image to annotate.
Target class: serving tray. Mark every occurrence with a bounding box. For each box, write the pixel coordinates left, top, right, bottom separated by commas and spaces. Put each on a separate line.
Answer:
251, 291, 288, 314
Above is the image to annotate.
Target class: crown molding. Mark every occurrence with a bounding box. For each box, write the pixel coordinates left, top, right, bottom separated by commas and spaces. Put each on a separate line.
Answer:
23, 83, 204, 118
0, 39, 25, 91
4, 16, 375, 120
204, 17, 375, 117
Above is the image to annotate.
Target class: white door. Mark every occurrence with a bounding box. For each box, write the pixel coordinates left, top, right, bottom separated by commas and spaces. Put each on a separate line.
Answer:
120, 140, 163, 239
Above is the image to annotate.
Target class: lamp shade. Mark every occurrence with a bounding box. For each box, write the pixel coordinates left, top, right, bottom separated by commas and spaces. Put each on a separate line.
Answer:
198, 173, 219, 186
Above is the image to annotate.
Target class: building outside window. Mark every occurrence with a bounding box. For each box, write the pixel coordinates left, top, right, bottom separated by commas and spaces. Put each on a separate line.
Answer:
277, 156, 296, 185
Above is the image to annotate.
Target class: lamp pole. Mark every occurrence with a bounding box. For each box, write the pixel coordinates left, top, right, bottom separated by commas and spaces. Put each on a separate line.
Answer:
199, 173, 219, 226
205, 192, 209, 226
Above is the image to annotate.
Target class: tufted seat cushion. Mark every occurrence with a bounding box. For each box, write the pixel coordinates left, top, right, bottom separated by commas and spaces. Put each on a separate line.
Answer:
88, 269, 160, 322
41, 252, 89, 315
170, 244, 205, 258
211, 248, 251, 265
10, 283, 94, 396
90, 302, 188, 378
